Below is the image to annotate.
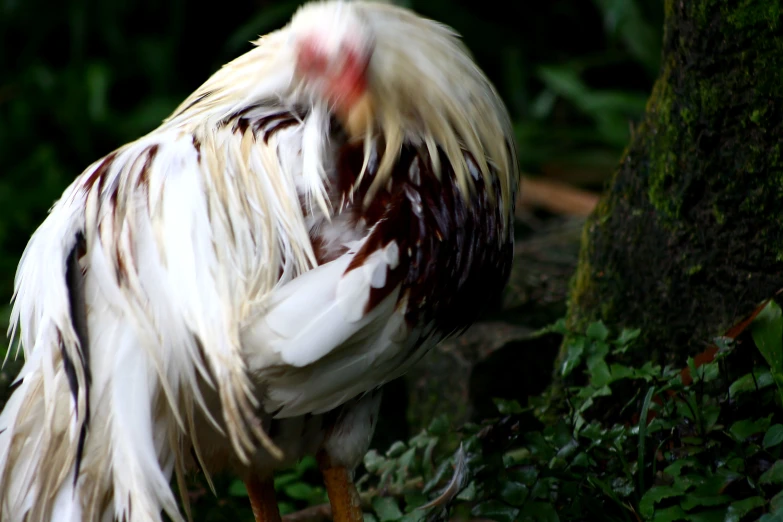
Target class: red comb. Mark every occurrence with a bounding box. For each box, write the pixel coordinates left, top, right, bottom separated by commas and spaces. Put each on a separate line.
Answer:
296, 35, 369, 113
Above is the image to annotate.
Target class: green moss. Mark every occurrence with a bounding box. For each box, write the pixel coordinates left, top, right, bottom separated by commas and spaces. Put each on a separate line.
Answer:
724, 0, 781, 30
679, 108, 694, 125
686, 264, 703, 276
712, 204, 726, 225
771, 143, 782, 168
645, 73, 682, 220
567, 221, 599, 331
695, 0, 781, 30
663, 0, 676, 22
696, 80, 721, 117
561, 0, 783, 371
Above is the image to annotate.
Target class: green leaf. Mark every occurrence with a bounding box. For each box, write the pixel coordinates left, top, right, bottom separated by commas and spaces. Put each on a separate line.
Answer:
690, 471, 741, 497
372, 497, 404, 522
571, 451, 592, 468
403, 492, 428, 510
729, 416, 772, 442
592, 0, 662, 74
456, 481, 477, 502
399, 510, 426, 522
494, 398, 524, 415
703, 404, 721, 432
549, 419, 574, 446
282, 482, 316, 501
577, 384, 612, 408
500, 481, 529, 506
634, 360, 664, 381
663, 459, 699, 478
385, 441, 408, 458
610, 477, 634, 497
531, 477, 555, 500
588, 358, 612, 387
539, 318, 569, 336
690, 361, 720, 383
530, 89, 557, 119
299, 455, 319, 471
684, 509, 727, 522
537, 66, 587, 104
518, 501, 559, 522
365, 450, 387, 473
752, 300, 783, 374
588, 476, 622, 505
772, 489, 783, 513
534, 65, 647, 148
639, 486, 686, 519
427, 415, 450, 436
471, 500, 520, 522
86, 62, 109, 122
651, 505, 686, 522
408, 430, 435, 448
555, 439, 579, 461
525, 431, 556, 461
759, 512, 783, 522
729, 369, 774, 397
679, 494, 731, 510
422, 437, 438, 476
725, 457, 746, 473
228, 479, 247, 497
616, 328, 641, 346
760, 459, 783, 484
278, 501, 296, 515
610, 363, 635, 381
274, 471, 302, 489
586, 321, 610, 341
397, 447, 417, 472
512, 466, 539, 486
561, 337, 585, 377
724, 496, 765, 522
765, 425, 783, 449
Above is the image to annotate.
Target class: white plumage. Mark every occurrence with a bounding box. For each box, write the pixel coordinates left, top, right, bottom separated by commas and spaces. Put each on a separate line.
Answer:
0, 2, 519, 521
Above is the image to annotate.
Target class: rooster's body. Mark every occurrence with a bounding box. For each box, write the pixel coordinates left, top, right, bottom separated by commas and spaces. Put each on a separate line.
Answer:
0, 2, 519, 521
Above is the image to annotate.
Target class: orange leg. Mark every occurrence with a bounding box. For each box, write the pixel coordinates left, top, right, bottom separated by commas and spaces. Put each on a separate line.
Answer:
317, 451, 364, 522
246, 476, 282, 522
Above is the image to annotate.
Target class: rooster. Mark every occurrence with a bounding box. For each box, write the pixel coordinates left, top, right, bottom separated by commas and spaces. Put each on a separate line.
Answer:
0, 1, 518, 521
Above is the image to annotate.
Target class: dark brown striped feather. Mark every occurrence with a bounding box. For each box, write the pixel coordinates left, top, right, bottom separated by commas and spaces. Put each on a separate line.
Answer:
220, 107, 512, 348
336, 137, 513, 342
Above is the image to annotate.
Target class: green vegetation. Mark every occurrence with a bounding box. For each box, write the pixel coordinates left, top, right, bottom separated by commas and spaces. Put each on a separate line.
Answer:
344, 303, 783, 521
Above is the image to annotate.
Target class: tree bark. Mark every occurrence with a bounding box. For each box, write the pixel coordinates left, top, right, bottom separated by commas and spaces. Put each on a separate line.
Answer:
564, 0, 783, 368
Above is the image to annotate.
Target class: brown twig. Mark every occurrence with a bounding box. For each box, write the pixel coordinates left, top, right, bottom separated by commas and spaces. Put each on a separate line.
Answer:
518, 175, 600, 217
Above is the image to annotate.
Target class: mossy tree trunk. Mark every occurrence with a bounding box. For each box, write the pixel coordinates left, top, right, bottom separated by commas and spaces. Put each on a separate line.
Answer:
563, 0, 783, 369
